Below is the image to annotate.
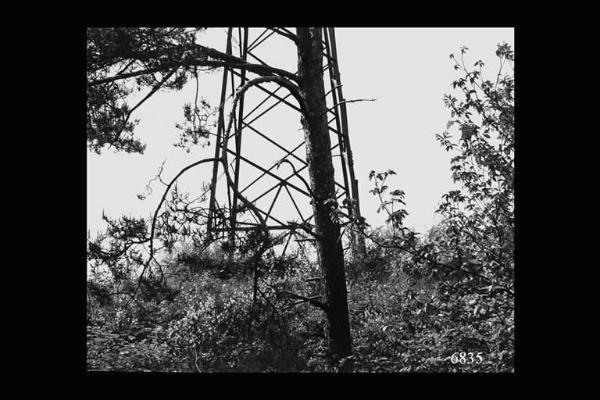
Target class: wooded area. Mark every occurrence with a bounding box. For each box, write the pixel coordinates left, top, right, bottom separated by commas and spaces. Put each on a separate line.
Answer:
87, 28, 514, 372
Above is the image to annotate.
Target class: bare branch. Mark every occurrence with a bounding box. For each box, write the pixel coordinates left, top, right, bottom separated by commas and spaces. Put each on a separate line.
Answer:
281, 291, 328, 311
132, 157, 218, 298
320, 98, 376, 117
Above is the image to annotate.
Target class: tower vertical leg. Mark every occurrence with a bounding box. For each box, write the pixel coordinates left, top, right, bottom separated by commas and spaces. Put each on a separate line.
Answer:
326, 27, 367, 263
229, 28, 249, 253
207, 28, 233, 242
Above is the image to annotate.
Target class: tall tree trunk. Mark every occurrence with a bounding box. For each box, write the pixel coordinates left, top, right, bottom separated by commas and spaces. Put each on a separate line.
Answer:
296, 27, 352, 361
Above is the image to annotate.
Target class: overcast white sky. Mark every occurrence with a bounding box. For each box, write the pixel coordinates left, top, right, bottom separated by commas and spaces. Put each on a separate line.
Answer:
87, 27, 514, 238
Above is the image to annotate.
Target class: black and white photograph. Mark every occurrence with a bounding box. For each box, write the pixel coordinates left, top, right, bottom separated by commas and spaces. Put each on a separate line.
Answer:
86, 27, 515, 373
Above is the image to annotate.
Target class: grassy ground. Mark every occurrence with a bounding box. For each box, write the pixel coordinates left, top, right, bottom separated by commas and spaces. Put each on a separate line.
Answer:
88, 249, 513, 372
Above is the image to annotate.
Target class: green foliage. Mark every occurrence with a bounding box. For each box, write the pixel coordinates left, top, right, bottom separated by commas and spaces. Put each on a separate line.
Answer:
369, 169, 410, 231
359, 43, 514, 372
87, 248, 328, 372
348, 274, 513, 372
87, 27, 204, 154
432, 42, 514, 302
174, 99, 219, 152
164, 273, 306, 372
87, 231, 512, 372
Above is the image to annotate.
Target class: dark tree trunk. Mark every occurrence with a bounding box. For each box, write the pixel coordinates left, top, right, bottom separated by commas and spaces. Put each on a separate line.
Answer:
296, 27, 352, 361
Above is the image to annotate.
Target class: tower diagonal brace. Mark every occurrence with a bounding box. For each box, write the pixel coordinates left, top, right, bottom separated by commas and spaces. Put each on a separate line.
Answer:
206, 28, 364, 257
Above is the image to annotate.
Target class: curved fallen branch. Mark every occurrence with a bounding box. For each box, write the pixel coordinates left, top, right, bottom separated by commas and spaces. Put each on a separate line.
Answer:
132, 157, 217, 298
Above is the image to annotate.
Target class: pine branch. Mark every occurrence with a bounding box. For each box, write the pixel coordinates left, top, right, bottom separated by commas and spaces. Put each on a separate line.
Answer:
88, 43, 299, 87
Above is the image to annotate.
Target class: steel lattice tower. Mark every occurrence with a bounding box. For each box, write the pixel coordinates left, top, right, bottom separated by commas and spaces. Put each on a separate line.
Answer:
206, 27, 362, 255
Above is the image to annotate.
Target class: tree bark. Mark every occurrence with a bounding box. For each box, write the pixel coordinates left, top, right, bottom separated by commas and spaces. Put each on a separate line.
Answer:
296, 27, 352, 360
